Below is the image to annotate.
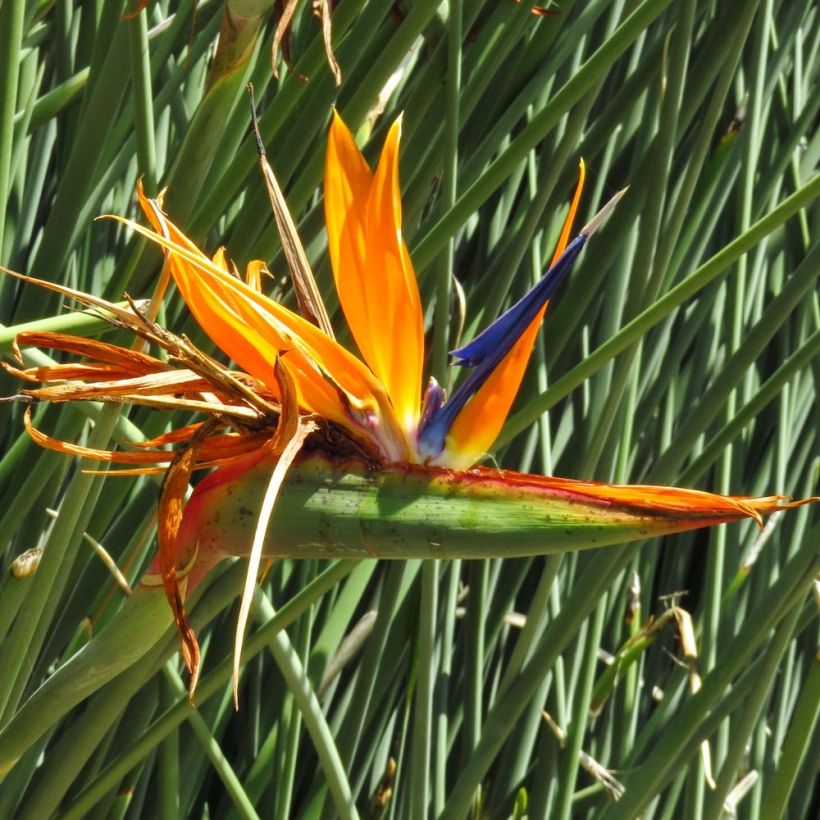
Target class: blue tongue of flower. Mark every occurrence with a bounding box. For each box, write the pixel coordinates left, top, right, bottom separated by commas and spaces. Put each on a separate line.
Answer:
450, 234, 586, 367
417, 187, 627, 461
417, 235, 586, 459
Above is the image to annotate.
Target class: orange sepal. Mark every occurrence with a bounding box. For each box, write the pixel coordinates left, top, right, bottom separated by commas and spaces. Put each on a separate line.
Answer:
132, 187, 347, 420
325, 112, 376, 371
363, 117, 424, 432
157, 438, 205, 702
444, 161, 586, 467
125, 184, 407, 456
24, 406, 272, 469
325, 114, 424, 434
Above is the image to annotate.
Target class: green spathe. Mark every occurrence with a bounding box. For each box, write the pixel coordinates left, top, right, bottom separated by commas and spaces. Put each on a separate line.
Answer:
178, 452, 767, 566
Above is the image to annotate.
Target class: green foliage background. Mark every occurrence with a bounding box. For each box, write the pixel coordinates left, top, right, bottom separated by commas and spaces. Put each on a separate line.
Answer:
0, 0, 817, 817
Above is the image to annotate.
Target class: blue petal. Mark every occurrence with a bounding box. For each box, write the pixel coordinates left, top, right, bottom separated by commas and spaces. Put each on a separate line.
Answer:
418, 234, 586, 459
450, 235, 586, 367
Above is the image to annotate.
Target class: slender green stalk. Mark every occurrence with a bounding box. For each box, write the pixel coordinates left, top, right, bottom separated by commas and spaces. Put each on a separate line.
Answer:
411, 562, 437, 819
555, 593, 608, 820
497, 555, 562, 696
233, 586, 358, 819
434, 560, 460, 814
647, 239, 820, 482
464, 559, 488, 756
274, 563, 315, 819
14, 67, 89, 133
0, 582, 171, 775
681, 328, 820, 484
440, 547, 629, 819
158, 673, 180, 820
602, 532, 820, 820
431, 0, 462, 381
162, 47, 258, 224
3, 561, 358, 802
14, 562, 251, 819
702, 589, 804, 820
20, 5, 131, 321
581, 0, 696, 478
162, 662, 261, 820
758, 653, 820, 820
0, 304, 132, 354
0, 404, 123, 721
0, 0, 25, 266
188, 0, 372, 240
129, 9, 158, 193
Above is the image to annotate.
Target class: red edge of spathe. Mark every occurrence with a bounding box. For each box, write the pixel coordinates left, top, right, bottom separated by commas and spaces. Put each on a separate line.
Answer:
176, 451, 793, 537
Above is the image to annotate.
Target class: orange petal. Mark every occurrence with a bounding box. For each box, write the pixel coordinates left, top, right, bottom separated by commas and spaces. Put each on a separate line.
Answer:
245, 259, 269, 291
128, 190, 406, 452
550, 159, 586, 266
364, 118, 424, 432
443, 161, 586, 467
325, 114, 424, 434
325, 111, 373, 361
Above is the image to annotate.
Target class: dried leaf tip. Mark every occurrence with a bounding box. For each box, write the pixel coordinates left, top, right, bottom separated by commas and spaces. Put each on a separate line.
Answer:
247, 83, 266, 158
247, 85, 335, 338
271, 0, 341, 86
581, 187, 628, 238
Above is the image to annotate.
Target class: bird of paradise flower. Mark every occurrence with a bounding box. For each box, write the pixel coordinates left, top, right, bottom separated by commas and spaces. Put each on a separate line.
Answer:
4, 112, 815, 698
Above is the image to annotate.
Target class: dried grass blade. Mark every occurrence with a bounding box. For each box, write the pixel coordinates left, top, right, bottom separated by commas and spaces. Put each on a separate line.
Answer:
674, 607, 716, 790
1, 265, 147, 327
318, 0, 342, 86
232, 356, 314, 707
271, 0, 300, 78
248, 85, 335, 337
45, 508, 132, 595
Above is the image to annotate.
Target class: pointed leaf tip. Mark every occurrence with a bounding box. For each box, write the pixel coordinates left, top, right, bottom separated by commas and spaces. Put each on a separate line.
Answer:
581, 187, 628, 238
